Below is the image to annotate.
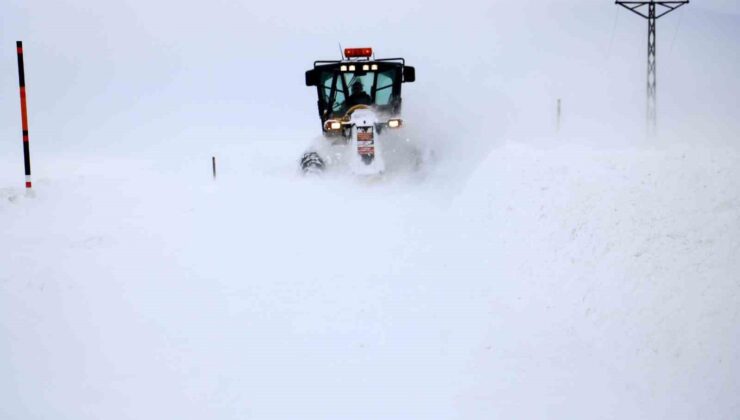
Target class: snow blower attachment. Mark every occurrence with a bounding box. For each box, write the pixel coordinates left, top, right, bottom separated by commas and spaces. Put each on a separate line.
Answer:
301, 48, 416, 175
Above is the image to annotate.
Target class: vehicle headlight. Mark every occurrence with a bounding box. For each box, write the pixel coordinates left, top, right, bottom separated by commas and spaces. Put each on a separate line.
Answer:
324, 120, 342, 131
387, 118, 402, 128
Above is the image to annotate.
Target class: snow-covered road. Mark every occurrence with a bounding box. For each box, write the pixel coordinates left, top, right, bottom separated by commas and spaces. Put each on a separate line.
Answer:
2, 138, 738, 419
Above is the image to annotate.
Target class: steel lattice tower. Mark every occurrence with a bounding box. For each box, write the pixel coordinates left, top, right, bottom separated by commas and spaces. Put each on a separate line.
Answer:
616, 1, 688, 137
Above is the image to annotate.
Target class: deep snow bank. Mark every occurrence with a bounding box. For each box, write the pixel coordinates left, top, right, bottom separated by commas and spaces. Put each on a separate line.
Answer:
452, 141, 740, 418
1, 137, 738, 419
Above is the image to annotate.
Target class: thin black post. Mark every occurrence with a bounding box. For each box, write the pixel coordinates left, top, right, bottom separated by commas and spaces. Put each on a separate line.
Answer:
212, 156, 216, 179
615, 1, 689, 137
16, 41, 32, 189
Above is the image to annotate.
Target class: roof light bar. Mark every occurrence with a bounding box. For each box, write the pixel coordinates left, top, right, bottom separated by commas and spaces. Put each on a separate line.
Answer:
344, 47, 373, 58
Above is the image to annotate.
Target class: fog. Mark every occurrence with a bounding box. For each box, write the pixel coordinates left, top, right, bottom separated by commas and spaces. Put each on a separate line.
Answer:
2, 1, 739, 419
2, 0, 738, 160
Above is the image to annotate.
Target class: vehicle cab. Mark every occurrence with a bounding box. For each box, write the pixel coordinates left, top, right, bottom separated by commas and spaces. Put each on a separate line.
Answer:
305, 48, 416, 134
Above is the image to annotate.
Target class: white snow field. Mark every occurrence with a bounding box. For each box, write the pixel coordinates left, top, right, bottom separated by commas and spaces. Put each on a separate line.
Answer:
2, 0, 740, 419
2, 138, 739, 419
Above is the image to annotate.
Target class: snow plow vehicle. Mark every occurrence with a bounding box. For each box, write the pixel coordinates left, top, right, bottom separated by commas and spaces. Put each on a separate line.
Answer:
300, 47, 417, 175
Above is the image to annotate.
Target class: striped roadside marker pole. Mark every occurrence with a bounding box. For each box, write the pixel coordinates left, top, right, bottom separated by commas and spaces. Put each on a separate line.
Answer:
16, 41, 32, 189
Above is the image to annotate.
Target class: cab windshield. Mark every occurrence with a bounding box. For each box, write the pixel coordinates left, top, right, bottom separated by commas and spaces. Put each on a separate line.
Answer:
319, 69, 398, 115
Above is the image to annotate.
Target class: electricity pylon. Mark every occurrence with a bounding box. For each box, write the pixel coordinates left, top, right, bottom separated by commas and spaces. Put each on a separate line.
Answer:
616, 1, 688, 137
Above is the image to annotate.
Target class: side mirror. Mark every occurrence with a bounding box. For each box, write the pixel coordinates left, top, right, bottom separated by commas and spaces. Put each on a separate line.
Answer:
403, 66, 416, 83
305, 69, 318, 86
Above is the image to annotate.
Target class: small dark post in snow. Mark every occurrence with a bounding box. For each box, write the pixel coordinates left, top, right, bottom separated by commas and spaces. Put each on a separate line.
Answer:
212, 156, 216, 179
556, 98, 562, 133
16, 41, 32, 189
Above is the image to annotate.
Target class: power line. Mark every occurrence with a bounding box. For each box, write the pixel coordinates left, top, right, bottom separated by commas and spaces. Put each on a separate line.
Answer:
606, 7, 620, 62
669, 6, 685, 55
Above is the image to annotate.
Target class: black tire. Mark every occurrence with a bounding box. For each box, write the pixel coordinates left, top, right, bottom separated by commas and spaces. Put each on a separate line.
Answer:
360, 154, 374, 165
300, 152, 325, 174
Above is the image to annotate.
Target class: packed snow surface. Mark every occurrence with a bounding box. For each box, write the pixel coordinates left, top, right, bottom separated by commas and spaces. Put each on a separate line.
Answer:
1, 137, 738, 419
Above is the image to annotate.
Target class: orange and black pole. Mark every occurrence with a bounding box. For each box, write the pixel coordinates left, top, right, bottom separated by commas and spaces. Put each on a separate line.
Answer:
16, 41, 32, 189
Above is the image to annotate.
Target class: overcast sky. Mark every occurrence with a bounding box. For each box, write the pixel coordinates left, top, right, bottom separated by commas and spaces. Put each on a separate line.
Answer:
1, 0, 738, 160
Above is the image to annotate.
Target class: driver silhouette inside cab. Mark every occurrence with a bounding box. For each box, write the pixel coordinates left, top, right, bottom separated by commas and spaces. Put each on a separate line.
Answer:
346, 80, 372, 108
